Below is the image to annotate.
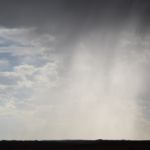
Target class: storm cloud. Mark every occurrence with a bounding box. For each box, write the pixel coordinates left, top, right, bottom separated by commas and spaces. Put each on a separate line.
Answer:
0, 0, 150, 140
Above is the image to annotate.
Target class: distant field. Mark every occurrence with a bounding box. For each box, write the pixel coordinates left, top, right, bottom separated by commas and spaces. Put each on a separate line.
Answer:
0, 140, 150, 150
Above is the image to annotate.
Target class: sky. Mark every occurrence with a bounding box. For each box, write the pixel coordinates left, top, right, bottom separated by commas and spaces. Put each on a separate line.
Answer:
0, 0, 150, 140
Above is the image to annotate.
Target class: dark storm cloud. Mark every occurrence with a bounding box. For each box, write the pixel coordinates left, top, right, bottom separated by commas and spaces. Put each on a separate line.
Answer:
0, 0, 150, 33
1, 0, 150, 140
0, 0, 148, 60
0, 0, 149, 61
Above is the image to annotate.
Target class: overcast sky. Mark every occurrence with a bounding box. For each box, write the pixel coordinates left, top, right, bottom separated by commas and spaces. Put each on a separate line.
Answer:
0, 0, 150, 140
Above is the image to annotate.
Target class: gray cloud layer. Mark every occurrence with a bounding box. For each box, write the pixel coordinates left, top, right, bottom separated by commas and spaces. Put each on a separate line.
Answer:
0, 0, 150, 31
0, 0, 150, 140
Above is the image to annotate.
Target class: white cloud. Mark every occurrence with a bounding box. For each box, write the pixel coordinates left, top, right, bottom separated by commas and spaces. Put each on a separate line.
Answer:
0, 27, 63, 139
0, 26, 55, 58
0, 59, 9, 67
0, 26, 150, 140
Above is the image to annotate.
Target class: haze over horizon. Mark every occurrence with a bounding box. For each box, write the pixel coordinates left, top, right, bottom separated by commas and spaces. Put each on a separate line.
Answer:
0, 0, 150, 140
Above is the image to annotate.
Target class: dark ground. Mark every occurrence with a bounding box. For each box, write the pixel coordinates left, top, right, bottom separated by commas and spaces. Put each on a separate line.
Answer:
1, 140, 150, 150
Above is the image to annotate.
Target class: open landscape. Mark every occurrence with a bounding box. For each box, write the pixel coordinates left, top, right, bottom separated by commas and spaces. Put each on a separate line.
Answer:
1, 140, 150, 150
